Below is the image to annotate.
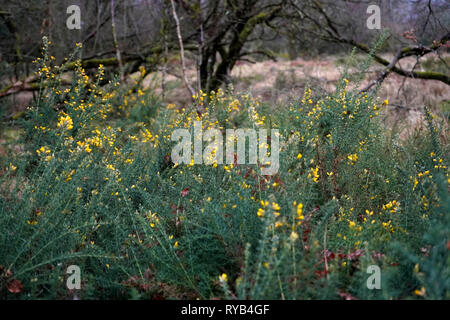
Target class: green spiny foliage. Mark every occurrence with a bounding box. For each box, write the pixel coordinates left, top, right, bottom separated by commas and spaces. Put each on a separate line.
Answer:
0, 40, 448, 300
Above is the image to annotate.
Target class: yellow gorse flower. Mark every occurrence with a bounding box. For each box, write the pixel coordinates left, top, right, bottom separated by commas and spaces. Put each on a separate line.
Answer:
57, 112, 73, 130
347, 153, 358, 163
308, 166, 320, 182
219, 273, 228, 282
296, 203, 304, 221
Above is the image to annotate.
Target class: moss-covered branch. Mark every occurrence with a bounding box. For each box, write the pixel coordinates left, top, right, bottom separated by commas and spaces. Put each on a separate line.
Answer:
341, 37, 450, 86
0, 48, 165, 98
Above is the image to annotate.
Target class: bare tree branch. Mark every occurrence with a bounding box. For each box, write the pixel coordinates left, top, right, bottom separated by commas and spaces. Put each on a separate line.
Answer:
170, 0, 196, 99
111, 0, 124, 81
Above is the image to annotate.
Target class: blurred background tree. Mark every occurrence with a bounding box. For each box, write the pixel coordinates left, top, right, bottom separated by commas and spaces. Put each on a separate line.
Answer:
0, 0, 448, 99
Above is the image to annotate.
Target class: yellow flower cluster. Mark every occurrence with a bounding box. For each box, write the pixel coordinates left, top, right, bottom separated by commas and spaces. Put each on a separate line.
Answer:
57, 112, 74, 131
308, 166, 320, 182
347, 153, 358, 164
146, 210, 159, 228
382, 200, 400, 213
36, 146, 53, 162
293, 201, 304, 224
257, 200, 269, 217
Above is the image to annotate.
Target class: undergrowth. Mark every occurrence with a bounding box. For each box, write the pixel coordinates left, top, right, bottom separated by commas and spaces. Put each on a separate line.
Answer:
0, 39, 448, 300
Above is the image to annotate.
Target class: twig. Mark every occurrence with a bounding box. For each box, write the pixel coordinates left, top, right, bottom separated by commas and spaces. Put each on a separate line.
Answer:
360, 50, 403, 93
170, 0, 195, 99
111, 0, 124, 81
323, 221, 329, 280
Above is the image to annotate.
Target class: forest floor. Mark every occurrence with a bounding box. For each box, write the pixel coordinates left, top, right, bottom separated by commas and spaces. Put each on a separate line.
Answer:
138, 52, 449, 137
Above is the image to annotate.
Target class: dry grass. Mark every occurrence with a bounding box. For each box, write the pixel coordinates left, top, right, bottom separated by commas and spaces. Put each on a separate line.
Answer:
229, 53, 449, 138
4, 53, 449, 137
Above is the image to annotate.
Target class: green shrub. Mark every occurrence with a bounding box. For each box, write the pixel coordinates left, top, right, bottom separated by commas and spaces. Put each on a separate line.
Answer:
0, 41, 448, 300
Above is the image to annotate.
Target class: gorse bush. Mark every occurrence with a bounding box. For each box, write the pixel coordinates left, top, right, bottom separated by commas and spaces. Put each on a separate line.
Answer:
0, 41, 448, 300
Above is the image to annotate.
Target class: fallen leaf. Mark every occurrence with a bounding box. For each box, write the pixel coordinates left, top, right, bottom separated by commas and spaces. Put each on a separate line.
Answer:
338, 290, 358, 300
181, 188, 189, 197
7, 279, 22, 294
